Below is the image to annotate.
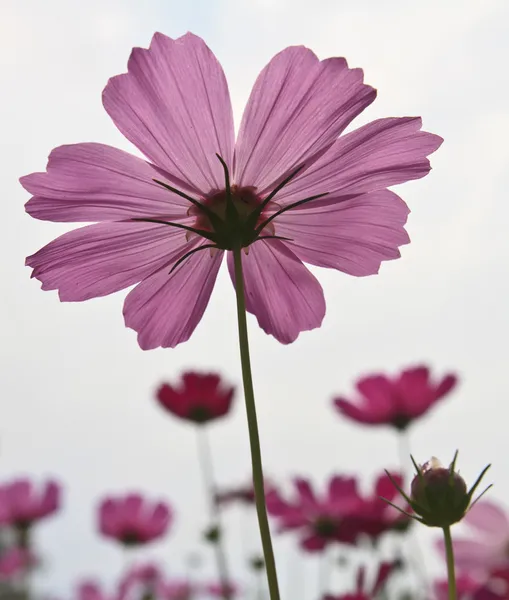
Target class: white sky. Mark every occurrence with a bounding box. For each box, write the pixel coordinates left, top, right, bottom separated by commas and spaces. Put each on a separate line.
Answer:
1, 0, 508, 597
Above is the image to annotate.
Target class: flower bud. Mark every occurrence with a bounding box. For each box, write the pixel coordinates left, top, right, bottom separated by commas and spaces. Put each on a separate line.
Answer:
410, 457, 468, 527
384, 451, 492, 529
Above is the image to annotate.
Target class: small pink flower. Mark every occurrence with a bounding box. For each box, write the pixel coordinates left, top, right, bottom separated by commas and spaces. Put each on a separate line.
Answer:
433, 574, 483, 600
323, 562, 396, 600
266, 476, 362, 551
156, 372, 234, 424
98, 493, 171, 547
0, 547, 35, 580
334, 365, 457, 430
76, 581, 118, 600
267, 472, 407, 551
22, 32, 441, 350
159, 580, 194, 600
435, 500, 509, 578
0, 478, 61, 529
118, 562, 162, 599
203, 582, 238, 598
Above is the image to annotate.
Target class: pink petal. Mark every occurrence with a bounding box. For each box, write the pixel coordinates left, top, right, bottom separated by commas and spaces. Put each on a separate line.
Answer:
375, 472, 403, 502
37, 481, 60, 518
463, 500, 509, 538
234, 46, 375, 193
300, 534, 327, 552
333, 398, 391, 425
8, 481, 32, 518
327, 476, 358, 503
26, 221, 190, 302
21, 143, 188, 222
275, 190, 410, 276
276, 117, 443, 205
293, 479, 317, 508
99, 500, 120, 537
103, 32, 234, 194
227, 240, 325, 343
435, 374, 458, 399
396, 366, 434, 415
124, 245, 224, 349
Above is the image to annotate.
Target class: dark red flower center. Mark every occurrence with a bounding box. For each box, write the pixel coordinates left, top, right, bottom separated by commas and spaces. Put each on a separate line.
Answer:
188, 404, 212, 423
313, 516, 340, 538
391, 413, 411, 431
121, 530, 142, 546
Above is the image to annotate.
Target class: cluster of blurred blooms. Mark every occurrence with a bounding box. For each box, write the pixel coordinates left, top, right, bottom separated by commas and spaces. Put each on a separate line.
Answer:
1, 368, 509, 599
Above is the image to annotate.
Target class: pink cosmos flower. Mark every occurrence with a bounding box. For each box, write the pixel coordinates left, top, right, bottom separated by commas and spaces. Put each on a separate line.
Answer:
435, 500, 509, 578
323, 562, 395, 600
334, 366, 457, 430
76, 581, 120, 600
0, 478, 60, 529
203, 582, 238, 598
0, 547, 35, 580
98, 493, 171, 546
22, 32, 442, 350
156, 372, 234, 424
433, 574, 483, 600
158, 580, 194, 600
266, 472, 408, 551
118, 563, 162, 599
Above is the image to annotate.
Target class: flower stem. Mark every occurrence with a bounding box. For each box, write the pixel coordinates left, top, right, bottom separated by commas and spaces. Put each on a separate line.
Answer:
232, 246, 280, 600
196, 427, 232, 600
442, 526, 457, 600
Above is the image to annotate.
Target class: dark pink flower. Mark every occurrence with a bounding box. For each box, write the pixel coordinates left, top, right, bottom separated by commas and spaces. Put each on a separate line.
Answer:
159, 580, 194, 600
203, 582, 238, 598
266, 476, 362, 551
435, 500, 509, 578
215, 477, 274, 507
76, 581, 119, 600
0, 478, 60, 530
156, 372, 234, 424
433, 574, 484, 600
334, 365, 457, 430
98, 493, 171, 546
267, 472, 408, 551
323, 562, 396, 600
118, 563, 162, 599
0, 547, 35, 580
22, 32, 442, 350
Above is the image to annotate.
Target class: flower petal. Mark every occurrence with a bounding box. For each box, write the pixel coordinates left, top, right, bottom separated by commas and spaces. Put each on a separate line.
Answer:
300, 534, 327, 552
234, 46, 375, 192
276, 117, 443, 205
227, 240, 325, 344
276, 190, 409, 276
123, 245, 223, 350
464, 500, 509, 538
26, 221, 190, 301
333, 397, 391, 425
21, 143, 190, 223
103, 32, 234, 193
435, 374, 458, 399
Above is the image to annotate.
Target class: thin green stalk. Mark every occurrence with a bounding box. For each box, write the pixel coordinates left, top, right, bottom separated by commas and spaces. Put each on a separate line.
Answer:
232, 245, 281, 600
318, 547, 331, 596
442, 526, 457, 600
196, 427, 232, 600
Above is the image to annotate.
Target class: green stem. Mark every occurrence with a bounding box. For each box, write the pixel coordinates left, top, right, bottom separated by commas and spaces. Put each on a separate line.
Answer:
232, 246, 281, 600
443, 526, 457, 600
196, 427, 232, 600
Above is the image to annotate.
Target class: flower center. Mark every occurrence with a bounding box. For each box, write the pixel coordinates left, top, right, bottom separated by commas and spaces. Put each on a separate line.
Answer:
313, 516, 339, 538
188, 185, 276, 240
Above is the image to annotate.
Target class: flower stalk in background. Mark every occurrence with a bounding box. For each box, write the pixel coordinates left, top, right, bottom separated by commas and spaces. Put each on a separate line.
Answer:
156, 371, 234, 599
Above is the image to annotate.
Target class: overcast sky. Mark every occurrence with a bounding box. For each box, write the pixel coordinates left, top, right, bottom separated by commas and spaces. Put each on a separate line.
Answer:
1, 0, 508, 597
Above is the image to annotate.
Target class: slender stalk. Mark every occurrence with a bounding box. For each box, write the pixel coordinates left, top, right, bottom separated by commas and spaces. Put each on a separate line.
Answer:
196, 427, 232, 600
443, 526, 457, 600
232, 246, 280, 600
318, 547, 331, 596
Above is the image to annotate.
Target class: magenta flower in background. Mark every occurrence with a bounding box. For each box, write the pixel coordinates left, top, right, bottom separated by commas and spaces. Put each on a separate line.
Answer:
435, 500, 509, 578
0, 547, 36, 580
118, 563, 162, 599
266, 472, 408, 551
266, 475, 363, 551
323, 562, 396, 600
158, 580, 194, 600
0, 478, 60, 532
22, 32, 442, 350
333, 365, 457, 430
98, 493, 171, 547
76, 581, 119, 600
433, 574, 483, 600
204, 582, 238, 598
156, 372, 235, 424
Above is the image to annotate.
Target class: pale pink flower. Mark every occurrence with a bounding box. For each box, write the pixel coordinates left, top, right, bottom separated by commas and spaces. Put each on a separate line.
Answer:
98, 493, 171, 546
22, 32, 441, 350
203, 582, 238, 598
334, 365, 457, 430
158, 580, 194, 600
0, 478, 60, 528
76, 581, 119, 600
